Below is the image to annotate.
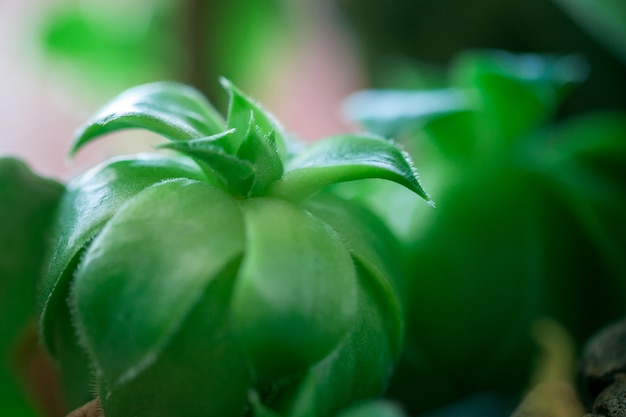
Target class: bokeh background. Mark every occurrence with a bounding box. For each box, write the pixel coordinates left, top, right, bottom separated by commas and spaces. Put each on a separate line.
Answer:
2, 0, 624, 180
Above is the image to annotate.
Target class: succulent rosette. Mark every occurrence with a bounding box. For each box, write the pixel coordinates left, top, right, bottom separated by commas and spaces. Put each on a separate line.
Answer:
37, 79, 429, 416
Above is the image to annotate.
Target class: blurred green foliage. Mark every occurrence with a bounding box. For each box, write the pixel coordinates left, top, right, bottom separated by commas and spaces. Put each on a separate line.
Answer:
553, 0, 626, 64
344, 49, 626, 415
338, 2, 626, 412
0, 158, 63, 417
337, 0, 626, 117
39, 0, 289, 105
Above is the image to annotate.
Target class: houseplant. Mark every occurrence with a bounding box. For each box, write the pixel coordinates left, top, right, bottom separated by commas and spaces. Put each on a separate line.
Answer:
33, 79, 430, 416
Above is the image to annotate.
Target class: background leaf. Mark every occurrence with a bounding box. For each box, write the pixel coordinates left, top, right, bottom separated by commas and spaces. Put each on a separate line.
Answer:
343, 89, 471, 139
552, 0, 626, 63
0, 158, 64, 417
335, 400, 406, 417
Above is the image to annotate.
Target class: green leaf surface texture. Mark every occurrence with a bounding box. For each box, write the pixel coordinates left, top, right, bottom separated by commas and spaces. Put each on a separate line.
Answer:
72, 82, 226, 156
271, 134, 430, 202
73, 179, 245, 387
268, 265, 395, 417
236, 125, 284, 196
303, 193, 406, 355
38, 154, 206, 354
232, 197, 358, 384
98, 261, 250, 417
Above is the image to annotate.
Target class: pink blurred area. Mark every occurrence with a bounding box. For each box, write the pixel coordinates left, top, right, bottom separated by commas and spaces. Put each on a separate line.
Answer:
253, 1, 367, 142
0, 0, 366, 182
0, 0, 86, 181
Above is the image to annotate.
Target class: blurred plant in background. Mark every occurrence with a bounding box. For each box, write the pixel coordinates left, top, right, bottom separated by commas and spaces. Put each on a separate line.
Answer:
39, 0, 290, 101
338, 0, 625, 103
340, 0, 626, 413
344, 48, 626, 414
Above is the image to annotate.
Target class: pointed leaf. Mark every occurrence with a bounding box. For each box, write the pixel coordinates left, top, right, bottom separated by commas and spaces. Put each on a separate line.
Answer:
236, 116, 284, 196
73, 179, 245, 386
158, 131, 256, 196
221, 77, 288, 158
72, 82, 226, 156
38, 154, 206, 354
268, 134, 430, 202
231, 198, 358, 384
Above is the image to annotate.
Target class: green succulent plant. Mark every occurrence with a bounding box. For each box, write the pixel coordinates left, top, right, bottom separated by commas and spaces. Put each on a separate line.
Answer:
36, 79, 429, 416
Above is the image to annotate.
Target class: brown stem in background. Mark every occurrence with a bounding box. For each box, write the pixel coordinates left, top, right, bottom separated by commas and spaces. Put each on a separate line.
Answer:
180, 0, 215, 101
11, 320, 66, 417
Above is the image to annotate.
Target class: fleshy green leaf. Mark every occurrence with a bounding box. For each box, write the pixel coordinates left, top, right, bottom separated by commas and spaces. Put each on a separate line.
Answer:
268, 134, 430, 202
231, 197, 358, 384
97, 261, 250, 417
158, 130, 256, 197
236, 116, 284, 196
73, 179, 245, 387
268, 269, 395, 417
71, 82, 226, 156
221, 77, 288, 158
303, 193, 405, 356
38, 154, 206, 354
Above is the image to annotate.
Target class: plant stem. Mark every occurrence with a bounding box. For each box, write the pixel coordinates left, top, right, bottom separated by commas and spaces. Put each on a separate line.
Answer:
181, 0, 214, 100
